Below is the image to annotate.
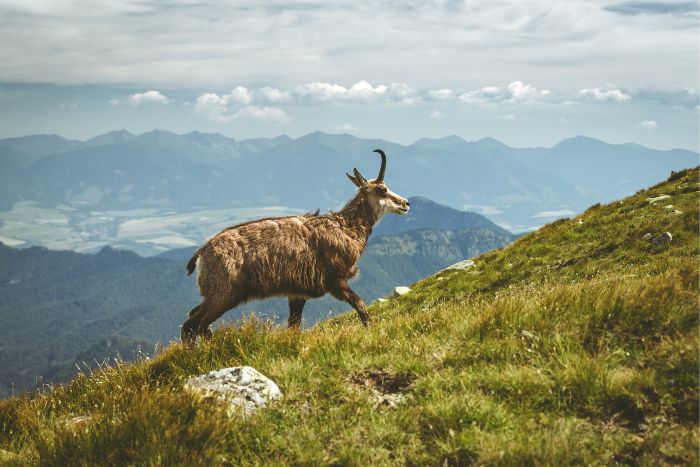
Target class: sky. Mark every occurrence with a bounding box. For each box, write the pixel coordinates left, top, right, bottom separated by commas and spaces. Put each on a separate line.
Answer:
0, 0, 698, 150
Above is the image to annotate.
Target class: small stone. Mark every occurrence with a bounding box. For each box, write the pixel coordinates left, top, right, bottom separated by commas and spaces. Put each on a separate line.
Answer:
436, 277, 444, 281
577, 220, 584, 225
63, 415, 92, 429
651, 232, 673, 248
184, 366, 282, 415
646, 194, 670, 204
672, 210, 683, 215
663, 205, 674, 209
377, 298, 388, 303
444, 259, 475, 271
393, 286, 411, 297
642, 232, 653, 240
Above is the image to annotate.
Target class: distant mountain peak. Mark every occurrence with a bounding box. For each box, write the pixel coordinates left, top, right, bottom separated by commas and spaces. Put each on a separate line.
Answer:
419, 135, 466, 144
141, 129, 174, 137
85, 129, 136, 146
476, 137, 508, 149
107, 129, 134, 137
554, 135, 606, 148
412, 135, 469, 151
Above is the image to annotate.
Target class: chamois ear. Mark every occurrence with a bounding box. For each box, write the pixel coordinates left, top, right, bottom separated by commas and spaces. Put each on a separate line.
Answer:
346, 172, 361, 187
353, 168, 368, 186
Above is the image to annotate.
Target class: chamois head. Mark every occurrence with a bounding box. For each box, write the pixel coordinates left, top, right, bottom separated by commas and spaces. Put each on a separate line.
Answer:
346, 149, 409, 218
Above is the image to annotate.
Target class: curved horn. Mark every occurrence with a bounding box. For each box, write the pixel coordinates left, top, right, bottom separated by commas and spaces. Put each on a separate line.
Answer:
373, 149, 386, 182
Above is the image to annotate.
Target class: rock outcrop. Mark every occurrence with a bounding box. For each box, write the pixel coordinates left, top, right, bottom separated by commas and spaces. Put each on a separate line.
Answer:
651, 232, 673, 248
444, 259, 476, 271
184, 366, 282, 415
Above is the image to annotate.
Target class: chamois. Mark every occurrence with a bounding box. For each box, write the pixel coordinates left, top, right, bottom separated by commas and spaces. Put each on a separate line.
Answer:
181, 149, 410, 345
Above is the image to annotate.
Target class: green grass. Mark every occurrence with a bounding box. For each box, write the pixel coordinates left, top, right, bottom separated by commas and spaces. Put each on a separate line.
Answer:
1, 168, 698, 466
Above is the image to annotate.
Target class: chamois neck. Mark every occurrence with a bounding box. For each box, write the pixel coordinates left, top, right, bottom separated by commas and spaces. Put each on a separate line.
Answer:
337, 192, 380, 242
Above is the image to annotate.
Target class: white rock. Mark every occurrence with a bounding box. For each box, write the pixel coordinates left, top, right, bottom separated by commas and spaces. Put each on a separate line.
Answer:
646, 194, 670, 204
377, 298, 388, 303
63, 415, 92, 429
394, 286, 412, 297
184, 366, 282, 415
651, 232, 673, 247
642, 232, 653, 240
444, 259, 475, 271
663, 205, 674, 209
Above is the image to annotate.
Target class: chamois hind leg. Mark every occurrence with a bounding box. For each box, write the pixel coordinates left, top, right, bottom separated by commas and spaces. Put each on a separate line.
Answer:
194, 297, 241, 341
181, 303, 203, 347
331, 283, 371, 326
288, 298, 306, 329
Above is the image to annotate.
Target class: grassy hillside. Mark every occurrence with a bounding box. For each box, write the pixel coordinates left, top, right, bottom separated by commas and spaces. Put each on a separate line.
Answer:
0, 169, 697, 465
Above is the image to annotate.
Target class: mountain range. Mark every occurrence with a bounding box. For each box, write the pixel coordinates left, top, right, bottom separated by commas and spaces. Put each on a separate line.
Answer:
0, 130, 695, 256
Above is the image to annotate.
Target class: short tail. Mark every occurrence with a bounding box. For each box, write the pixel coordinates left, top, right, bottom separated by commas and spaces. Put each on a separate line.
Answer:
186, 249, 201, 276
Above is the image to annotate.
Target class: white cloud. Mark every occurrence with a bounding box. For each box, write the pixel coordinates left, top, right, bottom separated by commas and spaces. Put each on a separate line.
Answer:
108, 98, 120, 106
233, 106, 288, 122
228, 86, 253, 105
194, 93, 229, 122
294, 82, 349, 102
498, 114, 516, 121
579, 87, 631, 103
459, 81, 551, 105
0, 1, 696, 96
197, 80, 425, 111
508, 81, 550, 101
226, 80, 557, 109
335, 123, 358, 132
127, 90, 171, 106
462, 204, 504, 215
58, 102, 77, 109
282, 81, 418, 105
194, 92, 287, 122
639, 120, 657, 129
258, 86, 289, 103
429, 110, 445, 120
532, 210, 575, 218
428, 89, 454, 100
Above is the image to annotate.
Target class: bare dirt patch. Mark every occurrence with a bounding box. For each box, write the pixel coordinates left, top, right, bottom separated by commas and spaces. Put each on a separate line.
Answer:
349, 368, 416, 408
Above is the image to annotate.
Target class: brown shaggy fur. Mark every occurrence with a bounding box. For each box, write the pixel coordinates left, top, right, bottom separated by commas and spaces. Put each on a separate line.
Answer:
181, 153, 409, 345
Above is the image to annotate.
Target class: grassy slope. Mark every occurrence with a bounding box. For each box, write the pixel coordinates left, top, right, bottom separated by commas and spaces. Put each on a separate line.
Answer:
1, 169, 698, 466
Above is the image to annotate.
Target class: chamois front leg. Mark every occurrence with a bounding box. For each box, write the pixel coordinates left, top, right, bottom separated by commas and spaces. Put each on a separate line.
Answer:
331, 283, 371, 326
288, 297, 306, 329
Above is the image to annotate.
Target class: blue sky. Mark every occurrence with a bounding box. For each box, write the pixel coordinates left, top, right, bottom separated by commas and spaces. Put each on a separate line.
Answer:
0, 0, 698, 150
